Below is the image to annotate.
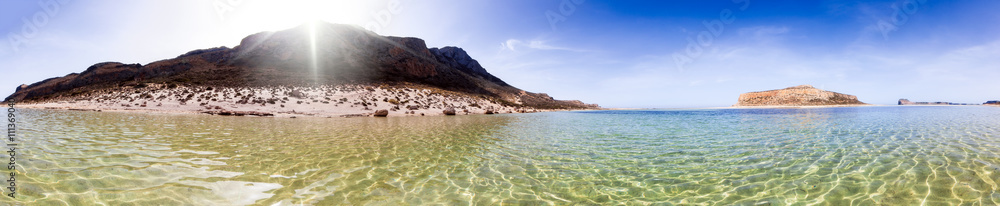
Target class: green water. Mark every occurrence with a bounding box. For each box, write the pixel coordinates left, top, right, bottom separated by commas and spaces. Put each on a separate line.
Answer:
4, 106, 1000, 205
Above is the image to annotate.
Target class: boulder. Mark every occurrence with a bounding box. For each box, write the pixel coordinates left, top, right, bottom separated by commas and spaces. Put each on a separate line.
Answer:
373, 109, 389, 117
443, 107, 456, 115
288, 90, 308, 99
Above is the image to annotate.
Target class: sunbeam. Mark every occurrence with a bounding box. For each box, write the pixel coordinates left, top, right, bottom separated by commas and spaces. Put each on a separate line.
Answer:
309, 21, 320, 85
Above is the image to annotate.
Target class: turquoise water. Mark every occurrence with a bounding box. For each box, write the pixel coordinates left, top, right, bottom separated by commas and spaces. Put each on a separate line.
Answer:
4, 106, 1000, 205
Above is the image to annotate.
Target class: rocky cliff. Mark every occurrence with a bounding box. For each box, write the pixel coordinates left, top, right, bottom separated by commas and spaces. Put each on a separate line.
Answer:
734, 85, 865, 106
4, 22, 597, 110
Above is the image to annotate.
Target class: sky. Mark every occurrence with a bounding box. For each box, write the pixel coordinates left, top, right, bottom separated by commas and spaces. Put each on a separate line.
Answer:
1, 0, 999, 108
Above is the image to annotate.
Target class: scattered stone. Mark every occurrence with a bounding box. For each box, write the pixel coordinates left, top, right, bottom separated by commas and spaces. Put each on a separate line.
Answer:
68, 108, 101, 112
201, 110, 274, 116
485, 110, 494, 114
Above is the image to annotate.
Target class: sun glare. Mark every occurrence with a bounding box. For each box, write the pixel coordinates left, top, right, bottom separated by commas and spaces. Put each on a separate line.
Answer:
308, 21, 320, 84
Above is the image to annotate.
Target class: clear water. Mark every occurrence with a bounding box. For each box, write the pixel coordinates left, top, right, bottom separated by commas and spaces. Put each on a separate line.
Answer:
4, 106, 1000, 205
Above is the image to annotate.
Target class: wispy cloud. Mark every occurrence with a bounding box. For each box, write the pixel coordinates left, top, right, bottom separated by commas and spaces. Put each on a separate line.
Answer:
738, 26, 790, 41
739, 26, 789, 37
500, 39, 521, 51
915, 40, 1000, 81
500, 39, 591, 52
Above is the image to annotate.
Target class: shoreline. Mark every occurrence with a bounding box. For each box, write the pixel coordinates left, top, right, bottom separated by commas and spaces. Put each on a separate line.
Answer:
11, 99, 995, 117
726, 104, 879, 109
16, 104, 597, 118
598, 104, 881, 110
674, 104, 996, 110
9, 84, 597, 118
599, 104, 991, 110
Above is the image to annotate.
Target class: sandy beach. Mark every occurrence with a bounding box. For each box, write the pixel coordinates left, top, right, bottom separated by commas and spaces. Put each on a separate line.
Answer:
17, 83, 583, 118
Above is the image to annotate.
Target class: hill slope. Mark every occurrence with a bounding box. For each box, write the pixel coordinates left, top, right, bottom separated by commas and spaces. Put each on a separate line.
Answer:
5, 22, 597, 112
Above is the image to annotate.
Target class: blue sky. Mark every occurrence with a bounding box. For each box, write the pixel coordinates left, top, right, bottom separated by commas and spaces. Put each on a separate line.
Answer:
2, 0, 998, 108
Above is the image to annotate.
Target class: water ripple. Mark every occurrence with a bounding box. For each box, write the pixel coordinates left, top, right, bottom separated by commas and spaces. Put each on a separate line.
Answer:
3, 106, 1000, 205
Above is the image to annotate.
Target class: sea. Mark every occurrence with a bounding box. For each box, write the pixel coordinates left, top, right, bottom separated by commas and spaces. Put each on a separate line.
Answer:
4, 106, 1000, 205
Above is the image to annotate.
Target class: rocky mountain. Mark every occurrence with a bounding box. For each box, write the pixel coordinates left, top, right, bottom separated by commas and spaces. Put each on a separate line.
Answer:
4, 22, 597, 110
734, 85, 865, 106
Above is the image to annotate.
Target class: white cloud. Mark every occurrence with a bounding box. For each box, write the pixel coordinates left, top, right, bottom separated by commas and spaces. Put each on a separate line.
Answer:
914, 40, 1000, 81
738, 26, 790, 40
501, 39, 521, 51
500, 38, 591, 52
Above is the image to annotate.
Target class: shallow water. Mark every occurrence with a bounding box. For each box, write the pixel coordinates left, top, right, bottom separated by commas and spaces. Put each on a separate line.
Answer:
4, 106, 1000, 205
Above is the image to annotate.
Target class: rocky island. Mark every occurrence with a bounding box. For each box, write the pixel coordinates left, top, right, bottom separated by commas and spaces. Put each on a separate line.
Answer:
898, 99, 979, 105
3, 22, 598, 117
733, 85, 867, 107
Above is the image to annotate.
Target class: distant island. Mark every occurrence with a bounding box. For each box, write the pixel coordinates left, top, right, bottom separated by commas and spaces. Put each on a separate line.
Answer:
733, 85, 867, 107
897, 99, 980, 106
3, 22, 598, 117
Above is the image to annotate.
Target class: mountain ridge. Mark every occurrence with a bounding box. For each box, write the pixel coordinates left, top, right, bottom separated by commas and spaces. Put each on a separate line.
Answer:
5, 22, 597, 111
